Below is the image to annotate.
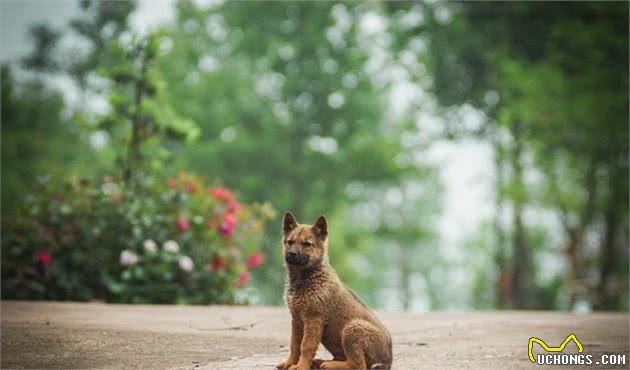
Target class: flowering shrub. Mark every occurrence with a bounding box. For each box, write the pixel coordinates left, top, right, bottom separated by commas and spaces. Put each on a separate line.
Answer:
1, 172, 276, 304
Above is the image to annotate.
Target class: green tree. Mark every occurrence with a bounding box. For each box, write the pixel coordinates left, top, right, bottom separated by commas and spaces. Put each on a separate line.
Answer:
95, 33, 198, 185
3, 0, 139, 215
388, 2, 628, 310
158, 1, 438, 306
0, 66, 98, 214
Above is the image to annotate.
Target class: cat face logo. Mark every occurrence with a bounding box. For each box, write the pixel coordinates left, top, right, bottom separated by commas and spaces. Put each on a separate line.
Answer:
528, 333, 584, 363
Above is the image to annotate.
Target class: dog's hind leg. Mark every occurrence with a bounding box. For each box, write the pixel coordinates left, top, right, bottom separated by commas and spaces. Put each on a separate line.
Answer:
321, 320, 376, 369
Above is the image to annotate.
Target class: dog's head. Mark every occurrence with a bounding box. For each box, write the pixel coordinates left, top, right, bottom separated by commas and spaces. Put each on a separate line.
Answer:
281, 211, 328, 268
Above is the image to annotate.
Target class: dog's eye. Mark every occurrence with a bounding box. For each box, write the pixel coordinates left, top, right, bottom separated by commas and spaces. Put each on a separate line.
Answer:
285, 239, 293, 245
303, 241, 313, 247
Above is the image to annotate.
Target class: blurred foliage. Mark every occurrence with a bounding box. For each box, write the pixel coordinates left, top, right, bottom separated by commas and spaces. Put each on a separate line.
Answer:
1, 1, 627, 310
1, 171, 273, 303
388, 1, 628, 310
2, 1, 274, 304
1, 67, 100, 214
95, 31, 199, 183
155, 1, 437, 305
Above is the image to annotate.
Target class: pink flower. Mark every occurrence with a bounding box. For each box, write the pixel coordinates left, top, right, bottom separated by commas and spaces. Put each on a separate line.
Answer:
227, 200, 242, 213
246, 252, 265, 269
176, 217, 190, 232
167, 178, 178, 188
235, 271, 250, 288
219, 223, 235, 236
224, 213, 236, 226
210, 186, 234, 202
208, 256, 227, 271
35, 251, 52, 266
219, 213, 237, 236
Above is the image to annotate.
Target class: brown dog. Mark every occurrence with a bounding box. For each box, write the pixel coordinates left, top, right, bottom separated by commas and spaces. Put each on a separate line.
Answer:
276, 212, 392, 370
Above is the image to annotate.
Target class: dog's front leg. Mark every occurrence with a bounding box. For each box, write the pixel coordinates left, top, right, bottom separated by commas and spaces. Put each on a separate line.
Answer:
277, 318, 303, 369
291, 318, 323, 370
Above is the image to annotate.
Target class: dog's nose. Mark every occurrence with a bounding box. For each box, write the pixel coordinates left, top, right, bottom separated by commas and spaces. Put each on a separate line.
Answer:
285, 251, 309, 266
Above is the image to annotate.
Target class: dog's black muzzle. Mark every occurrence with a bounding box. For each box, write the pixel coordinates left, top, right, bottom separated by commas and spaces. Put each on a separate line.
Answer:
285, 252, 309, 266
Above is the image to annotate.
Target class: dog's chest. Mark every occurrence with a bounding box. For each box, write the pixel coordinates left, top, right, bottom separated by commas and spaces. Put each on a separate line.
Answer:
285, 283, 333, 317
285, 288, 320, 312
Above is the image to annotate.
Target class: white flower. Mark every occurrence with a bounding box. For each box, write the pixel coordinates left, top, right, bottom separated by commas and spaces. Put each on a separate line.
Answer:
179, 256, 194, 272
163, 240, 180, 253
143, 239, 157, 254
120, 250, 139, 266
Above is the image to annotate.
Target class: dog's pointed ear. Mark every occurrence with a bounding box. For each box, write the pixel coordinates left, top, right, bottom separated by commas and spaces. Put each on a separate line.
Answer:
283, 211, 298, 234
312, 215, 328, 239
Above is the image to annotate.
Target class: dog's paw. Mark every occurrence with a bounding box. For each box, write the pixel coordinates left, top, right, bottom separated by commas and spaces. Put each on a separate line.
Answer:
288, 363, 313, 370
320, 360, 352, 369
275, 360, 292, 369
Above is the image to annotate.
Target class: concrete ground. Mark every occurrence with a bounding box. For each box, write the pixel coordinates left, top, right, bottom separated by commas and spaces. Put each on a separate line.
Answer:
1, 301, 628, 369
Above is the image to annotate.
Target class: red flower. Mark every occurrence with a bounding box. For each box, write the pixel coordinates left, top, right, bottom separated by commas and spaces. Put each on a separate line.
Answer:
176, 217, 190, 232
210, 186, 234, 202
167, 178, 178, 188
210, 256, 227, 271
227, 200, 242, 213
246, 252, 265, 269
219, 213, 237, 237
235, 271, 250, 288
35, 251, 52, 266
